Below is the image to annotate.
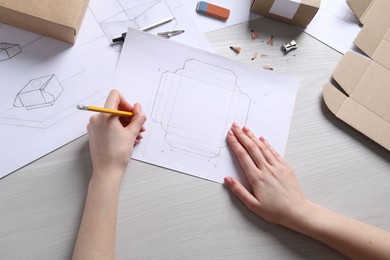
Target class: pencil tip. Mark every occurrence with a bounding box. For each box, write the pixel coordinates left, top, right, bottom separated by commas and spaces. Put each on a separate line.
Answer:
77, 104, 87, 110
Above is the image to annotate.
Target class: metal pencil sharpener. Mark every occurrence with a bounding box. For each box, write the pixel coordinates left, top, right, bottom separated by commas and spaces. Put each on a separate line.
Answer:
281, 40, 297, 53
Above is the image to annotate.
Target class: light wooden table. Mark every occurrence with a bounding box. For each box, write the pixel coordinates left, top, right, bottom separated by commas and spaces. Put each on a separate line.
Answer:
1, 17, 389, 259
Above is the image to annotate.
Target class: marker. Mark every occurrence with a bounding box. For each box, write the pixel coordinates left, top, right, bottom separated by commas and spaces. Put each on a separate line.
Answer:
77, 104, 133, 117
196, 1, 230, 21
112, 16, 175, 42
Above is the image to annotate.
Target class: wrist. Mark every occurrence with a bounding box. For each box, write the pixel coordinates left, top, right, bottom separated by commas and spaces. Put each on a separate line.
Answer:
90, 168, 124, 188
281, 199, 320, 232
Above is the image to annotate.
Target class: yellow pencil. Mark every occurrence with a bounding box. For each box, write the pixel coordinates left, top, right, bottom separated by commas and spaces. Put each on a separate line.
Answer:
77, 104, 133, 117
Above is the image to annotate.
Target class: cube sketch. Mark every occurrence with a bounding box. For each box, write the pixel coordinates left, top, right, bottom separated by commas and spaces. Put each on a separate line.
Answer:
14, 74, 63, 110
0, 42, 22, 61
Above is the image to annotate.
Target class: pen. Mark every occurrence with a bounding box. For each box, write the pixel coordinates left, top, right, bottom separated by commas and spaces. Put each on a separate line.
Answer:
77, 104, 133, 117
112, 16, 175, 42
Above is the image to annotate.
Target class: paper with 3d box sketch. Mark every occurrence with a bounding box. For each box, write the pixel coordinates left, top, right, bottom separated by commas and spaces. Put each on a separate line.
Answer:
114, 28, 298, 185
0, 0, 211, 178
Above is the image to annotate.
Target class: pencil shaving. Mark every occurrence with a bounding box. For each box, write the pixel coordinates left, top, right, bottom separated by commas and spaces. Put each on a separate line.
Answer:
230, 46, 241, 54
250, 29, 260, 40
267, 35, 274, 46
251, 52, 258, 60
263, 65, 273, 71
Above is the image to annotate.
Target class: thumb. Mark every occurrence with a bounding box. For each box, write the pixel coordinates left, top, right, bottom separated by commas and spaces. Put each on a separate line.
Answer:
126, 103, 146, 135
224, 177, 261, 211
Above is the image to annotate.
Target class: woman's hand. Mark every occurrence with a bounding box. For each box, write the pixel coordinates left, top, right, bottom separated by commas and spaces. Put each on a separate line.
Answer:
224, 123, 309, 227
87, 89, 146, 181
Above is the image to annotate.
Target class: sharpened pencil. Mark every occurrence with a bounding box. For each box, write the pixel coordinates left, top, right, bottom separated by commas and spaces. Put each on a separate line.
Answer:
77, 104, 133, 117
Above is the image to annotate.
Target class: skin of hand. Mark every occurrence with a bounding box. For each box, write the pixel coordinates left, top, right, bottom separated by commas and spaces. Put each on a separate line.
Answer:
87, 89, 146, 182
72, 89, 146, 260
224, 122, 309, 226
224, 123, 390, 259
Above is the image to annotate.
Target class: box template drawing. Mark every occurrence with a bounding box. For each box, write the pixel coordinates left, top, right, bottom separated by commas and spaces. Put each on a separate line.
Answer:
151, 59, 251, 158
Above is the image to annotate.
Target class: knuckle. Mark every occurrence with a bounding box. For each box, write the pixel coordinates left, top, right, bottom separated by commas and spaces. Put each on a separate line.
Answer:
235, 148, 247, 158
247, 201, 259, 212
247, 142, 258, 153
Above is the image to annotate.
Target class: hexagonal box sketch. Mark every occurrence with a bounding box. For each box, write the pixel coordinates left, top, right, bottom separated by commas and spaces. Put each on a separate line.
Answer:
0, 42, 22, 61
14, 74, 63, 110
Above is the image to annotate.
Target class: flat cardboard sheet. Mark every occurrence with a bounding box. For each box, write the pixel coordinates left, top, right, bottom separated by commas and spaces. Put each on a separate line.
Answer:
353, 0, 390, 70
323, 0, 390, 151
346, 0, 373, 22
323, 52, 390, 151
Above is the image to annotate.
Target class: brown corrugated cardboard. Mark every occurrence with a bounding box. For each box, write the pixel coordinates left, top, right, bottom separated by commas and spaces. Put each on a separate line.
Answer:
354, 26, 390, 71
250, 0, 321, 28
353, 0, 390, 71
323, 0, 390, 151
346, 0, 373, 22
0, 0, 89, 44
323, 52, 390, 151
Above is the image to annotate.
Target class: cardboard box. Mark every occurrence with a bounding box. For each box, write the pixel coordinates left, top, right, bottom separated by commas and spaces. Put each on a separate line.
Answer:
250, 0, 321, 28
0, 0, 89, 44
323, 0, 390, 151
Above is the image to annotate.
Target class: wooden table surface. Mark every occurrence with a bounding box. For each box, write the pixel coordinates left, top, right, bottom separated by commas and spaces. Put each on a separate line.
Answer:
1, 17, 389, 259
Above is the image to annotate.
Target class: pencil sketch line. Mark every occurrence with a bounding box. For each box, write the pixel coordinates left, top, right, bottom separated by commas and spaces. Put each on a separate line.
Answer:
61, 70, 86, 83
151, 59, 251, 158
20, 36, 44, 49
0, 42, 22, 61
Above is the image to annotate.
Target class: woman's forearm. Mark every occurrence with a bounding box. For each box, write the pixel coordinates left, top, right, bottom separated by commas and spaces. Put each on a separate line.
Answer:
287, 201, 390, 259
72, 172, 122, 260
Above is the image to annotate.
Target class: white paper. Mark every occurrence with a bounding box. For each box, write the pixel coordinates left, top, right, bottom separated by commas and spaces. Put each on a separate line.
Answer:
0, 0, 211, 178
304, 0, 361, 54
114, 28, 298, 185
269, 0, 301, 20
93, 0, 213, 52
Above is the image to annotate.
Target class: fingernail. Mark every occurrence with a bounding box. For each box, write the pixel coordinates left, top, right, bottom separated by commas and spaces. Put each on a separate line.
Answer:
232, 122, 239, 129
227, 130, 234, 136
243, 126, 249, 132
224, 177, 234, 188
259, 136, 265, 142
